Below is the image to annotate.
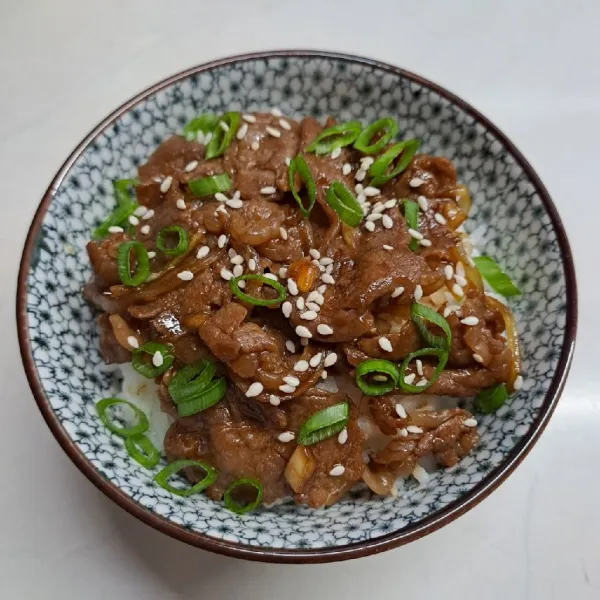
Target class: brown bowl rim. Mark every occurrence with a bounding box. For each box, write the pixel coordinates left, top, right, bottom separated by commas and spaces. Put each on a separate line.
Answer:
16, 49, 578, 564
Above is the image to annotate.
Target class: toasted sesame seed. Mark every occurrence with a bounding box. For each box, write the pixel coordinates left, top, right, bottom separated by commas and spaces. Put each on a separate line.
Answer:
278, 431, 295, 443
217, 234, 227, 248
342, 163, 352, 175
108, 226, 124, 233
147, 251, 156, 259
407, 425, 423, 434
283, 341, 295, 356
355, 169, 366, 181
379, 337, 393, 352
293, 360, 309, 373
329, 464, 345, 477
176, 271, 193, 281
242, 114, 257, 123
306, 302, 320, 312
232, 265, 243, 277
408, 228, 423, 240
355, 183, 364, 194
309, 353, 323, 368
260, 186, 276, 195
150, 351, 164, 368
269, 395, 281, 406
416, 359, 424, 376
370, 203, 385, 214
324, 353, 338, 367
331, 147, 342, 160
204, 131, 213, 145
140, 224, 152, 236
264, 273, 278, 281
279, 384, 296, 394
236, 123, 248, 140
313, 293, 325, 306
160, 176, 173, 193
414, 285, 423, 301
391, 286, 405, 299
382, 215, 393, 229
176, 199, 186, 210
419, 239, 432, 247
215, 192, 228, 202
288, 279, 299, 295
229, 248, 238, 259
384, 199, 398, 209
238, 281, 246, 289
417, 195, 429, 211
271, 107, 283, 117
463, 418, 478, 428
409, 177, 424, 188
452, 283, 464, 297
363, 186, 380, 197
296, 325, 312, 339
251, 141, 260, 151
461, 316, 479, 326
279, 267, 288, 279
134, 205, 148, 217
416, 378, 428, 387
127, 336, 139, 349
266, 126, 281, 138
276, 118, 291, 132
366, 213, 382, 222
399, 428, 409, 437
284, 157, 291, 166
282, 301, 292, 318
142, 209, 155, 220
228, 198, 245, 209
220, 268, 233, 281
473, 353, 484, 363
300, 310, 318, 321
283, 375, 300, 387
434, 212, 447, 225
230, 255, 244, 266
404, 373, 416, 385
338, 428, 348, 444
455, 275, 468, 287
319, 257, 334, 266
295, 297, 305, 311
444, 265, 454, 280
128, 215, 140, 226
456, 262, 466, 277
321, 273, 335, 285
246, 382, 264, 397
360, 156, 374, 168
317, 284, 327, 294
383, 245, 394, 251
218, 120, 230, 132
184, 160, 199, 173
364, 221, 376, 232
514, 375, 524, 390
317, 324, 334, 336
412, 464, 430, 484
247, 258, 256, 271
321, 370, 328, 379
395, 403, 407, 419
195, 246, 209, 260
301, 338, 309, 347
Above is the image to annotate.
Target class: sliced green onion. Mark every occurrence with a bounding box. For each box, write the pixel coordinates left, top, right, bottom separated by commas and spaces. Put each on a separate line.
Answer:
156, 225, 189, 257
117, 241, 150, 286
353, 118, 399, 154
93, 179, 138, 240
305, 121, 362, 155
168, 360, 217, 404
132, 341, 174, 378
474, 383, 509, 414
188, 174, 232, 197
297, 402, 349, 446
96, 398, 149, 437
177, 377, 227, 417
404, 199, 419, 251
397, 348, 449, 393
223, 478, 263, 514
325, 181, 363, 227
229, 274, 287, 307
205, 112, 240, 159
411, 303, 452, 350
473, 256, 521, 297
288, 155, 316, 217
154, 459, 217, 497
355, 359, 400, 396
368, 139, 420, 186
183, 113, 218, 141
125, 434, 161, 469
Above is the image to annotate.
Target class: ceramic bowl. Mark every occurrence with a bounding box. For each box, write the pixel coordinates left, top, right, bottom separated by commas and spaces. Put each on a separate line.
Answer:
17, 51, 577, 563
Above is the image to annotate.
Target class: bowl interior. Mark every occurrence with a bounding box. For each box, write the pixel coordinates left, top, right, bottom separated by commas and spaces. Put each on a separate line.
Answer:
22, 54, 570, 554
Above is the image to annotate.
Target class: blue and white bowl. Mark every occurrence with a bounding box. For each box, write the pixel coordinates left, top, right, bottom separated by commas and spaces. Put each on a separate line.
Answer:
17, 51, 577, 563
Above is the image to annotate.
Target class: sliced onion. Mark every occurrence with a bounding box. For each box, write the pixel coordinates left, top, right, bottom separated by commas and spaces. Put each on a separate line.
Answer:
284, 445, 315, 493
108, 314, 141, 350
362, 465, 395, 495
445, 185, 471, 230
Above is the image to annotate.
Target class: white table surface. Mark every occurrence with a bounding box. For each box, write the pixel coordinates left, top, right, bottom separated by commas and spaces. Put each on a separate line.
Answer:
1, 0, 598, 597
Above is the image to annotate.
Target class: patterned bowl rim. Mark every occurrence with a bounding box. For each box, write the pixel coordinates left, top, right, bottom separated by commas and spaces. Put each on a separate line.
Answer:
16, 50, 578, 564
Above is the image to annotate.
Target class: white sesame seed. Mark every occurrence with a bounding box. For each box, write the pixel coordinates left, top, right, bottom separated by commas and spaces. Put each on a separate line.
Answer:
285, 157, 291, 166
434, 212, 447, 225
416, 359, 423, 376
228, 248, 237, 259
203, 131, 212, 145
284, 341, 296, 355
313, 293, 325, 306
463, 418, 478, 428
329, 464, 345, 477
382, 215, 393, 229
270, 107, 283, 117
279, 227, 288, 240
260, 186, 276, 195
331, 147, 342, 160
264, 273, 278, 281
184, 160, 198, 172
278, 431, 295, 443
236, 123, 248, 140
456, 262, 466, 277
128, 215, 139, 226
417, 195, 429, 211
455, 275, 468, 287
355, 183, 364, 194
193, 246, 209, 260
378, 337, 393, 352
127, 336, 139, 349
407, 425, 423, 434
134, 205, 148, 217
321, 370, 328, 379
324, 353, 338, 367
217, 121, 229, 133
408, 228, 423, 240
319, 257, 334, 266
338, 428, 348, 445
251, 141, 260, 151
246, 382, 264, 397
366, 213, 382, 222
317, 324, 334, 336
318, 284, 327, 294
452, 283, 465, 297
283, 375, 300, 387
355, 169, 366, 181
108, 226, 124, 233
238, 281, 246, 289
232, 264, 243, 277
306, 302, 320, 312
514, 375, 524, 390
293, 360, 309, 373
279, 118, 291, 131
300, 310, 318, 321
473, 353, 484, 363
342, 163, 352, 175
461, 316, 480, 326
147, 251, 156, 259
360, 156, 374, 168
391, 286, 405, 299
242, 114, 256, 123
215, 192, 228, 203
142, 209, 155, 220
175, 270, 194, 282
444, 265, 454, 280
383, 245, 394, 251
363, 186, 380, 197
247, 258, 256, 271
287, 279, 299, 295
409, 177, 424, 188
217, 234, 227, 248
176, 199, 186, 210
308, 249, 320, 260
281, 301, 293, 318
152, 351, 164, 367
321, 273, 335, 285
416, 378, 428, 387
384, 199, 398, 209
419, 239, 432, 247
404, 373, 416, 385
414, 285, 423, 301
220, 268, 233, 281
395, 403, 407, 419
269, 395, 281, 406
295, 297, 305, 311
279, 384, 296, 394
279, 267, 288, 279
399, 428, 409, 437
412, 464, 430, 484
266, 126, 281, 138
160, 176, 173, 193
296, 325, 312, 339
370, 203, 385, 214
364, 221, 376, 232
225, 198, 243, 209
309, 353, 323, 368
301, 338, 309, 347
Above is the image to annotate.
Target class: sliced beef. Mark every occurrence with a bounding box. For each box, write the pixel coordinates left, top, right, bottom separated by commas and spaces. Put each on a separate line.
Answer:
96, 313, 131, 364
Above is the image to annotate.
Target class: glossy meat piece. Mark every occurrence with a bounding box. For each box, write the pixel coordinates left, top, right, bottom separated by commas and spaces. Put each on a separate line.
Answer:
86, 232, 129, 287
96, 313, 131, 364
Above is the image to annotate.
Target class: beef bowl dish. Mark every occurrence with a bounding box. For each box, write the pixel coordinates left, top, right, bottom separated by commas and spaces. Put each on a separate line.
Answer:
18, 51, 576, 562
